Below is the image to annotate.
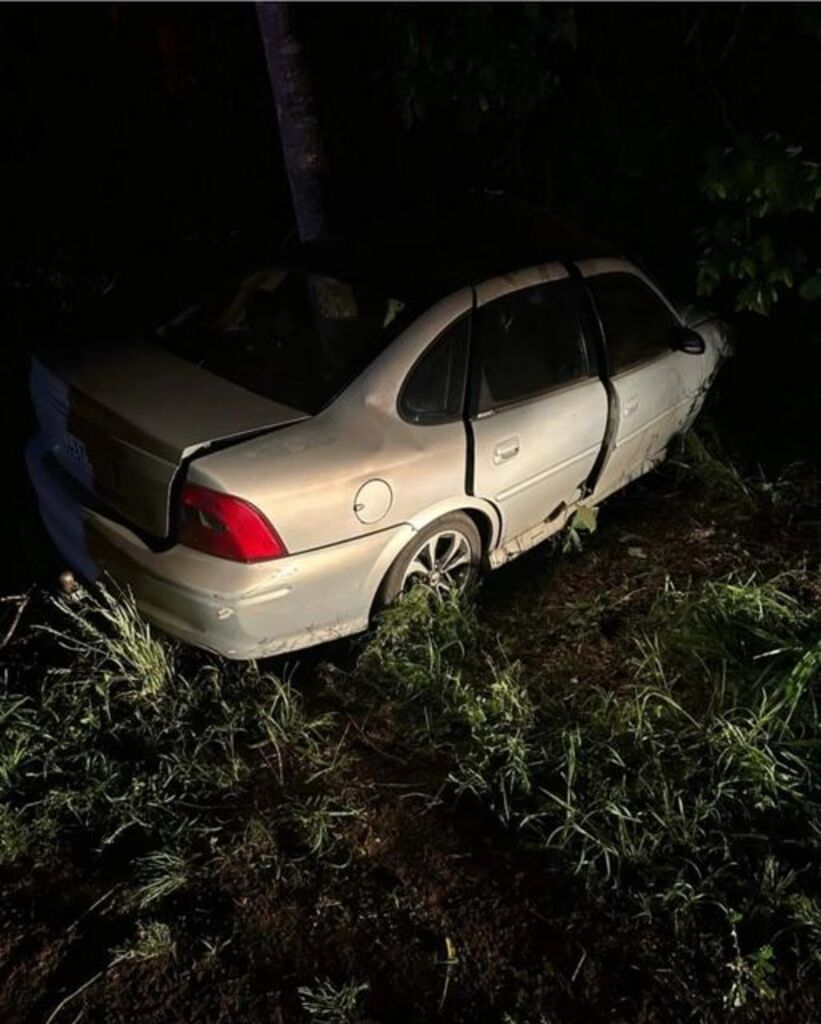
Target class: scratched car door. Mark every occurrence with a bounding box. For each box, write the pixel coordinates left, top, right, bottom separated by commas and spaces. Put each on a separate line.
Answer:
583, 266, 708, 501
469, 266, 609, 547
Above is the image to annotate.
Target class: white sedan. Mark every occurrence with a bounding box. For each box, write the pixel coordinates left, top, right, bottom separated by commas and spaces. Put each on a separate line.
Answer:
27, 196, 728, 657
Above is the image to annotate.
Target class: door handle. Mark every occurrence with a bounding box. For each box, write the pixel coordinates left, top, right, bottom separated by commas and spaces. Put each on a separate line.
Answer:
623, 397, 640, 418
493, 437, 520, 464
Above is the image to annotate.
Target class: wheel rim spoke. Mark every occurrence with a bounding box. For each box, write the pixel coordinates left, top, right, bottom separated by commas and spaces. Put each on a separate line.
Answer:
401, 528, 474, 593
406, 558, 428, 578
440, 535, 468, 572
443, 553, 469, 575
439, 533, 460, 569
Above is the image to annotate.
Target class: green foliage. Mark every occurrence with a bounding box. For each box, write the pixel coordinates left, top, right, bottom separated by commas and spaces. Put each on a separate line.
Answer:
561, 504, 599, 554
37, 584, 173, 700
358, 569, 821, 1013
298, 977, 369, 1024
381, 4, 576, 184
525, 574, 818, 886
358, 585, 479, 703
0, 802, 28, 866
359, 587, 536, 821
674, 429, 753, 504
112, 921, 176, 964
725, 930, 777, 1011
388, 5, 575, 134
0, 586, 332, 877
5, 494, 821, 1017
696, 134, 821, 313
278, 793, 363, 862
132, 850, 190, 909
675, 427, 809, 511
227, 816, 281, 872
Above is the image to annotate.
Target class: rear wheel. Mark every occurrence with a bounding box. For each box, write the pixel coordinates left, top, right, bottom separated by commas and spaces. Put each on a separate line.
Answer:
377, 512, 482, 607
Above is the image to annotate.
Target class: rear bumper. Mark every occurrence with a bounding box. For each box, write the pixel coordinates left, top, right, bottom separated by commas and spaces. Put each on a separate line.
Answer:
26, 434, 412, 658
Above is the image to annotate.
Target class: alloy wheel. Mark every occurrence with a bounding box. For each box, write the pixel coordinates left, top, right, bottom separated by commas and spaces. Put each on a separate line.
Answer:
401, 528, 473, 594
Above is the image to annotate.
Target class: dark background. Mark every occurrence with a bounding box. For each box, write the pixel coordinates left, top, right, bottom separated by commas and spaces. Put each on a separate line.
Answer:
2, 2, 821, 586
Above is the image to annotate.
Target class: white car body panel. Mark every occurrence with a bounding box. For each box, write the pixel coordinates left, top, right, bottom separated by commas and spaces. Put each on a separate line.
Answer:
577, 259, 725, 502
470, 263, 609, 544
27, 245, 728, 658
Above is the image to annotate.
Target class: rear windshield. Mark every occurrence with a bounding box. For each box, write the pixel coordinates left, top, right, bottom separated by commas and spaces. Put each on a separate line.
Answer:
158, 268, 416, 413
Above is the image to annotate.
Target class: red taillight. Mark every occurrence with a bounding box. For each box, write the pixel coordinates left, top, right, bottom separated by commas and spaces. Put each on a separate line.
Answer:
179, 483, 286, 563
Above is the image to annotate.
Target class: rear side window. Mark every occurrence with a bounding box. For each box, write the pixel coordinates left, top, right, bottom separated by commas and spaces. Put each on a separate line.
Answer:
474, 278, 588, 414
400, 317, 469, 424
159, 269, 419, 415
588, 272, 676, 374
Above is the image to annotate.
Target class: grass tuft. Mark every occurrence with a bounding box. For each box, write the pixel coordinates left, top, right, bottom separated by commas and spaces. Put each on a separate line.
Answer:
133, 850, 190, 908
357, 570, 821, 1013
360, 585, 536, 820
113, 920, 176, 963
298, 977, 369, 1024
0, 585, 335, 892
674, 429, 754, 506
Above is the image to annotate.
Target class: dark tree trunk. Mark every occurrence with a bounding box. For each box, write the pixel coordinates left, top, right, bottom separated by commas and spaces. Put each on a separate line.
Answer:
256, 1, 329, 243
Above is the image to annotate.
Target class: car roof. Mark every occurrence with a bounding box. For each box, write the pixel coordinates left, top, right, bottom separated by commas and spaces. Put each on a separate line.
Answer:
281, 193, 619, 304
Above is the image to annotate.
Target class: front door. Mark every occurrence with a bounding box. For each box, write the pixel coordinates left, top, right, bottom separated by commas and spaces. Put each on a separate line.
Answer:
468, 266, 609, 547
582, 265, 708, 501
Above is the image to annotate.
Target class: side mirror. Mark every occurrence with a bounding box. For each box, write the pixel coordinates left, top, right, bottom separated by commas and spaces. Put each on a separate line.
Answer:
670, 325, 706, 355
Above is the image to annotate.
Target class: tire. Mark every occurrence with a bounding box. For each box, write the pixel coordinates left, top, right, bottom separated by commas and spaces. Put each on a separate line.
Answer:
376, 511, 483, 609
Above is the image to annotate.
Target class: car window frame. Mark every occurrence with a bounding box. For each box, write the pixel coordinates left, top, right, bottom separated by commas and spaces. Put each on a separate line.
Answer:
581, 264, 683, 379
468, 273, 596, 419
396, 311, 471, 426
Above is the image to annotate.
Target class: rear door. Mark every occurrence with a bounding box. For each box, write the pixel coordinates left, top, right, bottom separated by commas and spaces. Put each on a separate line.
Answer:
468, 266, 609, 546
581, 263, 708, 501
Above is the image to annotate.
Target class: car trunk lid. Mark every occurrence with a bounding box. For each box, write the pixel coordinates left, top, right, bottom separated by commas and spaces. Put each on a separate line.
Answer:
31, 340, 308, 538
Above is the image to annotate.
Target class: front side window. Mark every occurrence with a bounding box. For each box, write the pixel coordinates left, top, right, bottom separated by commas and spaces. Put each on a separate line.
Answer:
473, 278, 588, 414
400, 317, 469, 424
587, 272, 676, 374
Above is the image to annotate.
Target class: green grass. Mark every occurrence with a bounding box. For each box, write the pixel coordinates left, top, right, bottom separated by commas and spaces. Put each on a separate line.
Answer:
0, 584, 335, 889
358, 586, 537, 822
132, 850, 190, 909
112, 920, 177, 964
673, 428, 755, 506
298, 978, 369, 1024
356, 568, 821, 1015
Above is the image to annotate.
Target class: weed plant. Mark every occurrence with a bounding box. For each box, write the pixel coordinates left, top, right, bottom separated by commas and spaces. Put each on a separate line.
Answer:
358, 570, 821, 1012
298, 977, 369, 1024
0, 585, 333, 890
